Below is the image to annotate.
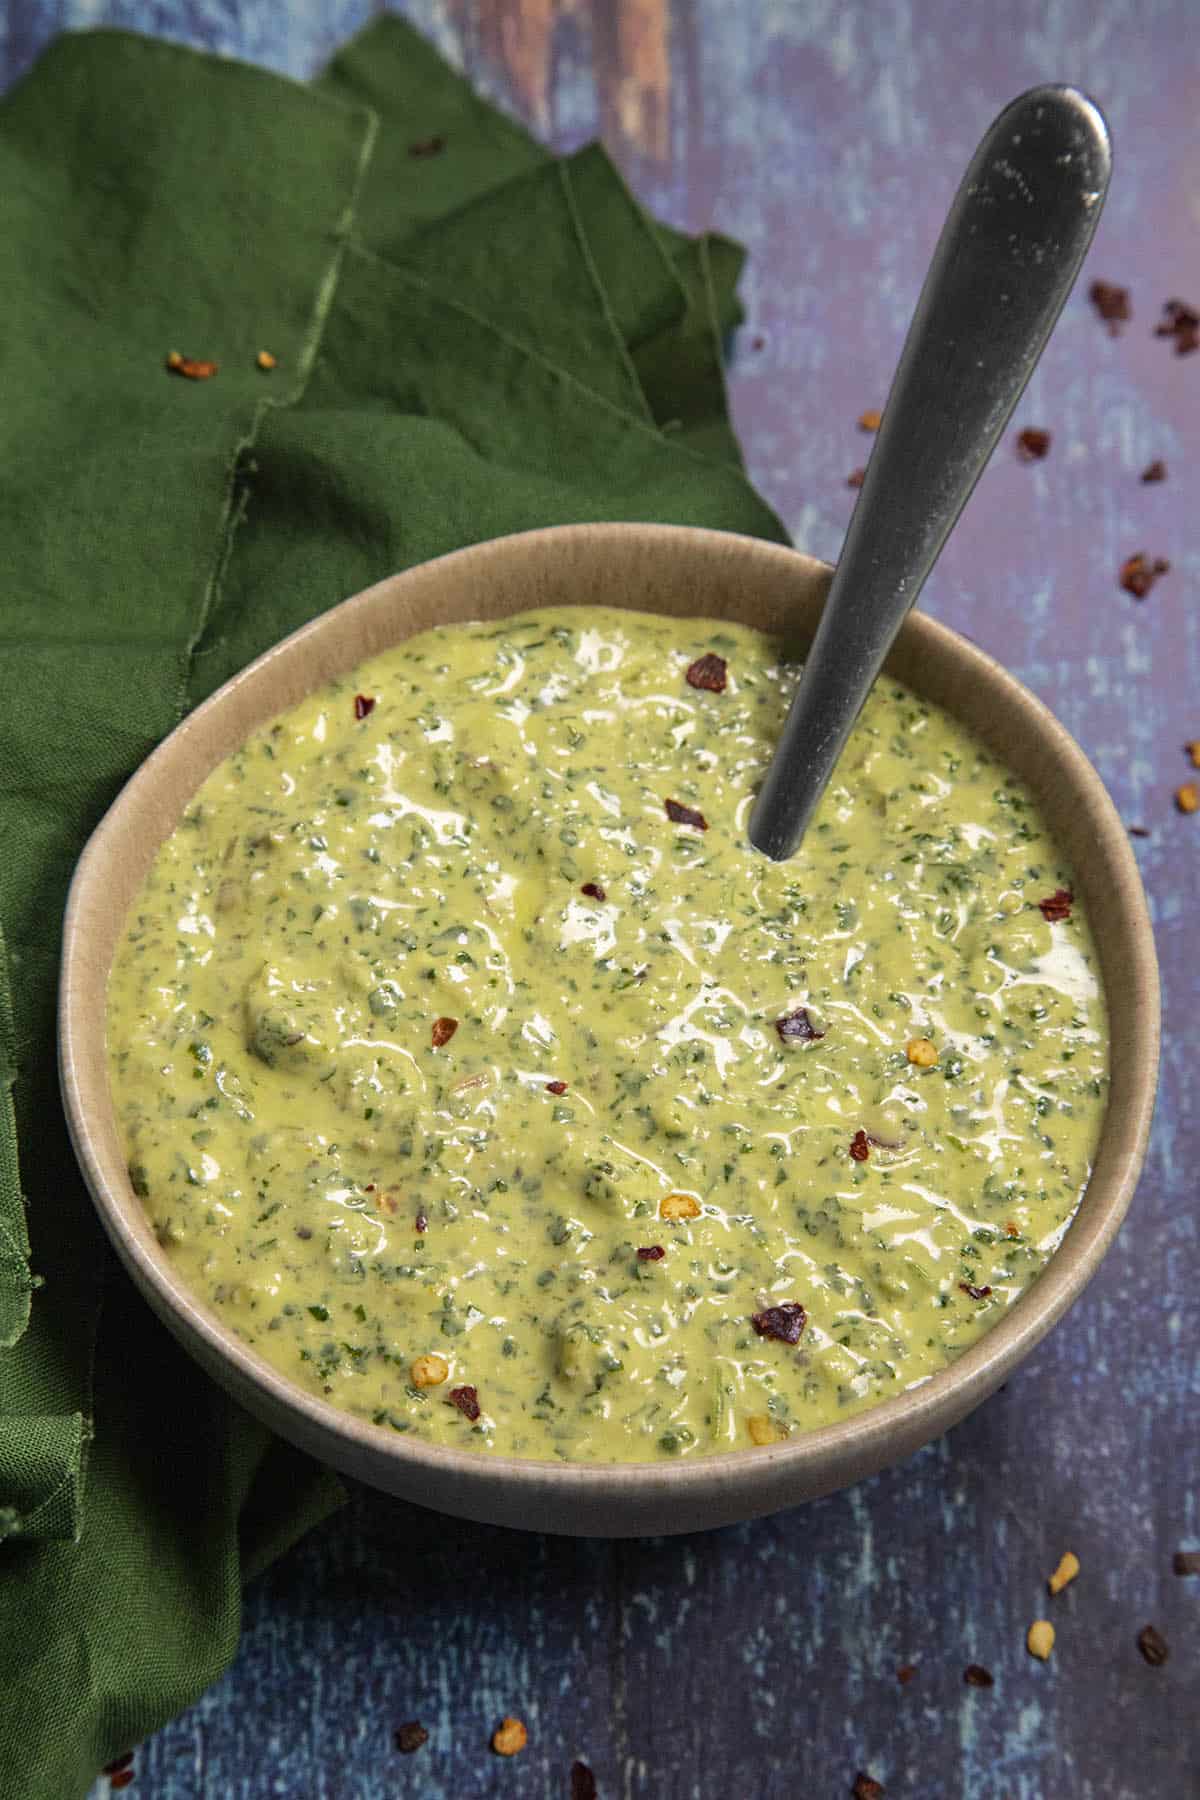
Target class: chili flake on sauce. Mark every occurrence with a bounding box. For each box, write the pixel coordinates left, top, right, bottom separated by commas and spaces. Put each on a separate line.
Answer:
685, 653, 728, 693
449, 1385, 481, 1421
750, 1301, 807, 1343
775, 1007, 824, 1044
1037, 888, 1074, 922
664, 798, 708, 831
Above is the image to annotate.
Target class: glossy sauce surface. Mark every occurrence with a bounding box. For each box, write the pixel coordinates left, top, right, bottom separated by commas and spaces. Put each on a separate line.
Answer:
108, 608, 1107, 1461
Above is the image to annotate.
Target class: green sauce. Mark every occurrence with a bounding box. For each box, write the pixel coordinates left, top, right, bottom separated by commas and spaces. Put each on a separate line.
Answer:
107, 608, 1107, 1461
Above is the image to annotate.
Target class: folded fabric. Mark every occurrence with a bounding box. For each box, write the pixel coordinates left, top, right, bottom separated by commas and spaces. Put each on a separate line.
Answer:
0, 17, 786, 1795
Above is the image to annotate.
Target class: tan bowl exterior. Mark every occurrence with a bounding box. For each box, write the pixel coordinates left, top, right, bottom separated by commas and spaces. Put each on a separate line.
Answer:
59, 525, 1159, 1536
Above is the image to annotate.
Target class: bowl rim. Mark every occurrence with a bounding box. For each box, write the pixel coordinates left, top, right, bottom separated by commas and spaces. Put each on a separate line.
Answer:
59, 523, 1160, 1508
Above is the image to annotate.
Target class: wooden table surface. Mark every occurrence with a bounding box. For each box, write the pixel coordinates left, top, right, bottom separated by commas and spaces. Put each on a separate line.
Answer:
4, 3, 1194, 1796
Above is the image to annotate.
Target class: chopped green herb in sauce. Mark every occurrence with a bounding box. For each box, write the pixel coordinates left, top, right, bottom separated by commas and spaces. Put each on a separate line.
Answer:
107, 607, 1107, 1461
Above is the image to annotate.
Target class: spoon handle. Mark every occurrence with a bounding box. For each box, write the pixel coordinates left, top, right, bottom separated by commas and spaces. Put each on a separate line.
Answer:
749, 85, 1111, 862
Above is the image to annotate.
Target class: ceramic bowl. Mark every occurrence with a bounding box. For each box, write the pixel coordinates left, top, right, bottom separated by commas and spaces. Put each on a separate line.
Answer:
59, 525, 1159, 1536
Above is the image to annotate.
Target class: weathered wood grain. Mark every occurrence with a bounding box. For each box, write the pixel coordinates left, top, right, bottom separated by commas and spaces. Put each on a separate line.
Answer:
3, 2, 1193, 1796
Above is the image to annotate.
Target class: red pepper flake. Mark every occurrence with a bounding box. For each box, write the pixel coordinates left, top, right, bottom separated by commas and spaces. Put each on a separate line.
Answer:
1037, 887, 1074, 922
637, 1245, 665, 1262
111, 1777, 135, 1793
431, 1016, 458, 1048
571, 1763, 598, 1800
165, 352, 218, 380
408, 135, 446, 157
1141, 459, 1167, 483
1154, 297, 1200, 355
963, 1663, 994, 1688
364, 1184, 375, 1192
685, 652, 729, 693
1172, 1550, 1200, 1576
896, 1663, 917, 1685
847, 467, 866, 488
354, 693, 376, 719
103, 1755, 135, 1775
546, 1079, 569, 1095
1016, 427, 1051, 462
849, 1130, 871, 1163
1004, 1221, 1021, 1239
1128, 825, 1150, 838
775, 1006, 824, 1044
580, 881, 607, 901
750, 1301, 807, 1344
449, 1384, 481, 1421
1119, 552, 1170, 599
858, 409, 882, 432
1137, 1624, 1169, 1666
853, 1776, 885, 1800
959, 1282, 993, 1301
1088, 280, 1130, 334
750, 334, 766, 350
415, 1211, 428, 1233
394, 1722, 429, 1754
664, 798, 708, 831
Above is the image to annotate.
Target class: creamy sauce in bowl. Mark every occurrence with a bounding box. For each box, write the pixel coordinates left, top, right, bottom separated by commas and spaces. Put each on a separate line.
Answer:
107, 607, 1107, 1462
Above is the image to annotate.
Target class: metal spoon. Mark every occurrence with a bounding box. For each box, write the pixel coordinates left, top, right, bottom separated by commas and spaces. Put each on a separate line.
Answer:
748, 85, 1111, 862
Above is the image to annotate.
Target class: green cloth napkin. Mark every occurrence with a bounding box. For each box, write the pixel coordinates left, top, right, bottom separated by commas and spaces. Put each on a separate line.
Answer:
0, 18, 786, 1794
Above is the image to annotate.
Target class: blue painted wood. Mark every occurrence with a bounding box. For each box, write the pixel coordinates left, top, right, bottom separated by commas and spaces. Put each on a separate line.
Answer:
4, 2, 1194, 1795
